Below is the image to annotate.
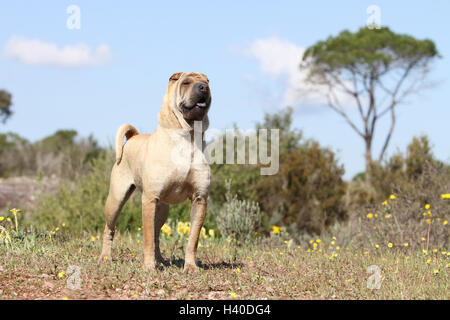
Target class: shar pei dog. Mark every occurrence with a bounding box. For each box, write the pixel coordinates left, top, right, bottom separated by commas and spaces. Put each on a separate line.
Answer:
98, 72, 212, 273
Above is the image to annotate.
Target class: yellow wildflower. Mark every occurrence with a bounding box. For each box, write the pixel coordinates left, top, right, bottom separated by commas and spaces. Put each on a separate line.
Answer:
441, 193, 450, 199
403, 243, 408, 247
366, 213, 373, 219
161, 223, 172, 237
230, 292, 237, 298
58, 271, 66, 278
10, 208, 21, 216
0, 216, 4, 222
271, 225, 282, 235
208, 229, 215, 238
426, 219, 432, 225
382, 200, 388, 206
425, 204, 430, 210
389, 194, 396, 200
443, 220, 448, 225
388, 243, 393, 248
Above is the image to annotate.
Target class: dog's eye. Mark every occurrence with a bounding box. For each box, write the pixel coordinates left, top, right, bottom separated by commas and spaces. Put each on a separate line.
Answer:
182, 81, 191, 86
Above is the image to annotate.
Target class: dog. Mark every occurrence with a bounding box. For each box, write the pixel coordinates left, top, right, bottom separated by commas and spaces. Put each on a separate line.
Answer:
98, 72, 212, 273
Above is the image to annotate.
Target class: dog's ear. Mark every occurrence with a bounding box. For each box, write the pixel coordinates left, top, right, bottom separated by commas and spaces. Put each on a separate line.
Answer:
169, 72, 184, 82
201, 73, 209, 83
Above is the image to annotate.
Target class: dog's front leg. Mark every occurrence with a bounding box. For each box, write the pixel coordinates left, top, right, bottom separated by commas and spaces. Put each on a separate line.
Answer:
184, 196, 207, 273
142, 194, 159, 271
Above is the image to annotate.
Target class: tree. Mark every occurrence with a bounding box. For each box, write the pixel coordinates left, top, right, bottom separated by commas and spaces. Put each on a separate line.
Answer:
0, 90, 13, 124
301, 27, 439, 182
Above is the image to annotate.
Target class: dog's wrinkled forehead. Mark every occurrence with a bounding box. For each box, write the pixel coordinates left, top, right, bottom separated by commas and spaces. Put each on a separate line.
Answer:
169, 72, 209, 84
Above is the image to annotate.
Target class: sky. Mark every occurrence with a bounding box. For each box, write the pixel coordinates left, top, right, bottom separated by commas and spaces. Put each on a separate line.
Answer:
1, 0, 449, 179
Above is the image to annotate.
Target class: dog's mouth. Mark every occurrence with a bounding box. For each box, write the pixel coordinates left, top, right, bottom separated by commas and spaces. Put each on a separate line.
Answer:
180, 99, 210, 121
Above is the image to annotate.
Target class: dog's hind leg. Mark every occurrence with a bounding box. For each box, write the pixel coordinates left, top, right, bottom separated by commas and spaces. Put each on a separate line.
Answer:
154, 203, 169, 264
98, 166, 135, 264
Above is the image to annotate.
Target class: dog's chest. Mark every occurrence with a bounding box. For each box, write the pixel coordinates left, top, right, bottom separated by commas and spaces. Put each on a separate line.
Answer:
158, 131, 209, 203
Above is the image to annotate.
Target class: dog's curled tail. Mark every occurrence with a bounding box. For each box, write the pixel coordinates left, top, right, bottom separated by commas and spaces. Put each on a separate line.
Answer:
115, 124, 139, 165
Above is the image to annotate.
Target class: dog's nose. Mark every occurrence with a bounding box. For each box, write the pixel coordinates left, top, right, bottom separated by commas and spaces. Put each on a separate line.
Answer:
195, 82, 209, 94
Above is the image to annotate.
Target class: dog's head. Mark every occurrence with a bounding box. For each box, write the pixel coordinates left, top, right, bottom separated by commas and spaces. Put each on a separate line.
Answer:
166, 72, 211, 123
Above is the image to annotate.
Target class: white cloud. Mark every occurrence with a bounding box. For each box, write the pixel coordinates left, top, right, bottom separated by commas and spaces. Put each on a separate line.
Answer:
3, 36, 112, 68
243, 37, 354, 109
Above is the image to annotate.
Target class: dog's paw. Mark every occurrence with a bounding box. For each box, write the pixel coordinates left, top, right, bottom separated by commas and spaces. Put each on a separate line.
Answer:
97, 254, 111, 264
183, 263, 198, 274
143, 262, 157, 272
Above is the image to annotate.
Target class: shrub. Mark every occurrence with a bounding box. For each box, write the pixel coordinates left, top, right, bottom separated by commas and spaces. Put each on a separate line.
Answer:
215, 180, 261, 243
257, 140, 347, 235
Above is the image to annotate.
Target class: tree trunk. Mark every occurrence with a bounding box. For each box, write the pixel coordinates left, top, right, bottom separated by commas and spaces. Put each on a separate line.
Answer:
364, 136, 373, 184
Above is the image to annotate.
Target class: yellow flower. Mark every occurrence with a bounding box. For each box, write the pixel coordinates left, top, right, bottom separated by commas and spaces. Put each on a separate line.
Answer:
331, 241, 335, 245
161, 223, 172, 237
389, 194, 396, 200
235, 268, 241, 275
375, 244, 380, 248
61, 222, 66, 227
336, 246, 340, 250
427, 211, 432, 216
177, 221, 190, 236
421, 237, 426, 241
90, 236, 96, 242
271, 225, 281, 235
0, 216, 4, 222
424, 204, 430, 210
388, 243, 393, 248
444, 220, 448, 225
441, 193, 450, 199
315, 238, 321, 243
200, 227, 207, 239
426, 219, 432, 225
426, 259, 431, 265
55, 227, 60, 232
403, 242, 408, 247
433, 269, 439, 275
381, 200, 388, 206
433, 249, 437, 253
7, 217, 11, 222
62, 297, 69, 300
366, 213, 373, 219
385, 214, 391, 219
10, 208, 21, 216
58, 271, 66, 278
423, 249, 428, 254
230, 292, 237, 298
374, 213, 378, 218
208, 229, 215, 238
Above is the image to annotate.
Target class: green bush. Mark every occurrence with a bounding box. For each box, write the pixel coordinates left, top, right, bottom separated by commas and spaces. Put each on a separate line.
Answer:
257, 140, 347, 235
215, 179, 262, 243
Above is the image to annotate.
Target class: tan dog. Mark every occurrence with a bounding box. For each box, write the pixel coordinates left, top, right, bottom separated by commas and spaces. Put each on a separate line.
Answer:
98, 72, 212, 273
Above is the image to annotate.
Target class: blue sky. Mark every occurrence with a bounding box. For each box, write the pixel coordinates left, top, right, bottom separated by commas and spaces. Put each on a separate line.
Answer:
1, 0, 449, 179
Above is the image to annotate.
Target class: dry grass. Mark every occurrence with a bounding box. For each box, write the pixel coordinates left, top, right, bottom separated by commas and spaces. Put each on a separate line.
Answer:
0, 229, 448, 300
